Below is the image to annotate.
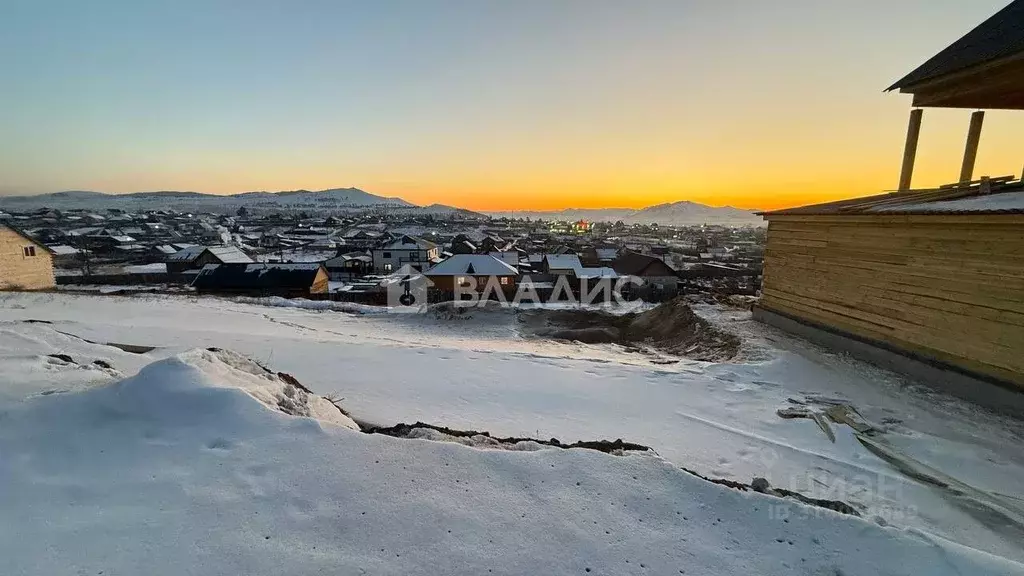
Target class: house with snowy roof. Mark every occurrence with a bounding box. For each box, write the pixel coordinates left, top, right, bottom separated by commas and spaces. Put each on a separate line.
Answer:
423, 254, 517, 293
371, 235, 440, 273
167, 245, 253, 276
541, 254, 583, 277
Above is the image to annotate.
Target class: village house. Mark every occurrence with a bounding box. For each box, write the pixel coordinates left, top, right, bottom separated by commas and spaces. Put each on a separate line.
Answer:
371, 235, 440, 273
324, 252, 372, 280
423, 254, 518, 294
46, 244, 85, 268
0, 224, 56, 290
341, 228, 386, 250
611, 251, 679, 295
580, 246, 619, 267
541, 254, 583, 277
192, 263, 329, 298
166, 245, 253, 276
755, 1, 1024, 404
448, 234, 478, 255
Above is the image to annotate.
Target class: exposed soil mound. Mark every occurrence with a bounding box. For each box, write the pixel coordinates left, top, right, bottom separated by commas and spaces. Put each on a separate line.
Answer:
523, 298, 740, 361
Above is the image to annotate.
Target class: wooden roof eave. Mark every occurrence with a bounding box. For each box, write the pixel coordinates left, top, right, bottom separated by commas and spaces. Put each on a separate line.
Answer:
891, 51, 1024, 110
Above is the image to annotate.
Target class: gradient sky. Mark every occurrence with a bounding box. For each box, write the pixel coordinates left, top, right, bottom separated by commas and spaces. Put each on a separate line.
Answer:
1, 0, 1021, 211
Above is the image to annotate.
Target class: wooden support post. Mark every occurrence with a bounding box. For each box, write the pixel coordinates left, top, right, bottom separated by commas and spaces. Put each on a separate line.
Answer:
959, 110, 985, 184
898, 109, 923, 191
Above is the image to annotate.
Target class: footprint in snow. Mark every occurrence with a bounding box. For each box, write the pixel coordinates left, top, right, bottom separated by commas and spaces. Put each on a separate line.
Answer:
205, 438, 234, 451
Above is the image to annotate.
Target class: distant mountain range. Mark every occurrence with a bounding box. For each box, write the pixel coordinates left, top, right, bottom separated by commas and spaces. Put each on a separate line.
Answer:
0, 188, 762, 226
0, 188, 486, 219
488, 201, 764, 227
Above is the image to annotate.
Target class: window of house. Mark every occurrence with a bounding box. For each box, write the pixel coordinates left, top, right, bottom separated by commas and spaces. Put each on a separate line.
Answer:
382, 252, 391, 258
23, 246, 36, 257
500, 277, 510, 285
456, 276, 466, 285
384, 263, 392, 271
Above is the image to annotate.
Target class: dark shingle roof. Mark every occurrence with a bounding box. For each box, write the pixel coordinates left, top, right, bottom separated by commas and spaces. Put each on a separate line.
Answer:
611, 251, 676, 277
887, 1, 1024, 91
192, 263, 323, 291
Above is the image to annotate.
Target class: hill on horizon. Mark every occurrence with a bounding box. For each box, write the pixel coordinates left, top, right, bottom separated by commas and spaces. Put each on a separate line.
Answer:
488, 200, 764, 226
0, 188, 761, 225
0, 187, 491, 217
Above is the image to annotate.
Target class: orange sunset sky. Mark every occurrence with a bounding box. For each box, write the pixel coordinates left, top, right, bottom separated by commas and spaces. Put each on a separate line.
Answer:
2, 0, 1022, 212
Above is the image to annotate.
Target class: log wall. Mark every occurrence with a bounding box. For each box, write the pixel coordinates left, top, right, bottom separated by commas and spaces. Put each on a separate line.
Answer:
760, 214, 1024, 388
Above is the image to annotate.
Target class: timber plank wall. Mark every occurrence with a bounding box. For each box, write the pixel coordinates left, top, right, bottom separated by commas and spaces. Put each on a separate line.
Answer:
0, 227, 55, 290
760, 214, 1024, 389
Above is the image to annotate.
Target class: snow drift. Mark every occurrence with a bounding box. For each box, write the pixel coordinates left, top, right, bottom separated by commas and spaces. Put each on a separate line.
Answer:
1, 348, 1021, 575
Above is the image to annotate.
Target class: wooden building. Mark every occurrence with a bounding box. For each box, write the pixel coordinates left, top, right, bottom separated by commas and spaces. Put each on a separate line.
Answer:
757, 1, 1024, 394
0, 224, 55, 290
166, 245, 253, 276
371, 235, 440, 273
423, 254, 517, 294
192, 263, 329, 298
324, 252, 372, 280
611, 251, 680, 295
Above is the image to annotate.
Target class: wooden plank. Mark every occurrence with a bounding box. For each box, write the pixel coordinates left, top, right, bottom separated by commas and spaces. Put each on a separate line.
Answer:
764, 263, 1024, 326
769, 230, 1024, 259
763, 278, 1024, 349
766, 214, 1024, 225
765, 246, 1024, 283
768, 223, 1024, 242
898, 109, 923, 191
862, 286, 1024, 329
762, 289, 1024, 374
764, 255, 1024, 313
761, 297, 1024, 387
763, 279, 1024, 357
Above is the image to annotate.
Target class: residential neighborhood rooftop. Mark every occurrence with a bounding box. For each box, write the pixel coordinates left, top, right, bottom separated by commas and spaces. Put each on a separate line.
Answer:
424, 254, 518, 276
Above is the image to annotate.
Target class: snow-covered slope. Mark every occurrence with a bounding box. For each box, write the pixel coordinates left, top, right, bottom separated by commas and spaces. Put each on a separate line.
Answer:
625, 201, 762, 226
2, 293, 1024, 565
1, 344, 1019, 575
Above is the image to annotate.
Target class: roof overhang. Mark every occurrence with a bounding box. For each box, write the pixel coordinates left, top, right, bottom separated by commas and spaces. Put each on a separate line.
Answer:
890, 52, 1024, 110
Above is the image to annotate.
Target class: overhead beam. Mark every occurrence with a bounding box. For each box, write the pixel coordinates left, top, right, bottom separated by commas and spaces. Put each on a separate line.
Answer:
959, 110, 985, 183
898, 109, 924, 191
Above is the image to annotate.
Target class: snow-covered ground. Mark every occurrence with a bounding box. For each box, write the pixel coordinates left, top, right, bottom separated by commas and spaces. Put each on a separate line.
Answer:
2, 291, 1023, 573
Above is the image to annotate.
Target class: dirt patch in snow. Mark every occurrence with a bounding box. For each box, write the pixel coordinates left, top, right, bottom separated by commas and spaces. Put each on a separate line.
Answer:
520, 297, 740, 361
364, 421, 862, 518
25, 321, 157, 354
364, 421, 652, 454
681, 466, 860, 517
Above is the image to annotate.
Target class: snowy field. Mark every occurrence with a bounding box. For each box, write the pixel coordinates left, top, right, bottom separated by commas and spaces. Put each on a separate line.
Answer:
1, 291, 1023, 574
